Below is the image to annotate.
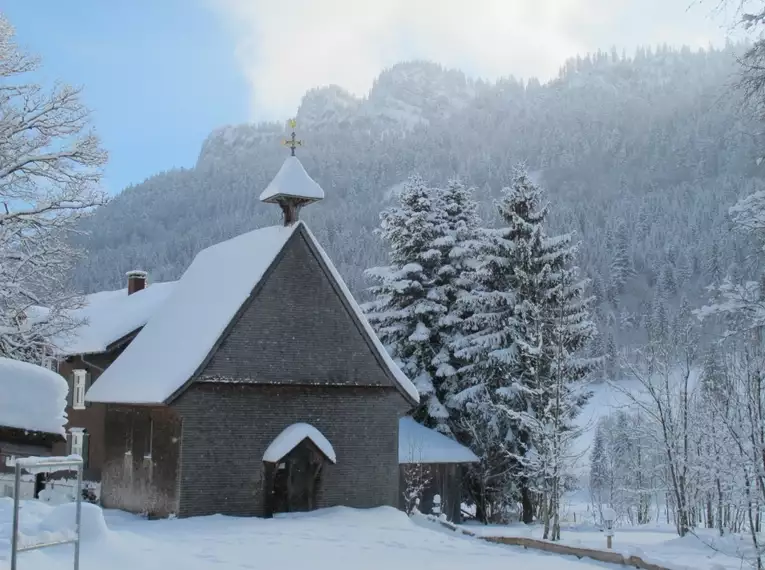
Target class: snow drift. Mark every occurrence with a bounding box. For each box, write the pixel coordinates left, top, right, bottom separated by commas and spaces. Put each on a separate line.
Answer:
39, 503, 109, 542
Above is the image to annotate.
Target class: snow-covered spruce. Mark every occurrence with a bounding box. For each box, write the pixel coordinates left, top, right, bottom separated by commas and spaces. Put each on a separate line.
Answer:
364, 176, 480, 435
451, 165, 597, 528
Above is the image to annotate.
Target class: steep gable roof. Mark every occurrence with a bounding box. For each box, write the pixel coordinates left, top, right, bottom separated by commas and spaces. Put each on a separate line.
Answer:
86, 222, 418, 405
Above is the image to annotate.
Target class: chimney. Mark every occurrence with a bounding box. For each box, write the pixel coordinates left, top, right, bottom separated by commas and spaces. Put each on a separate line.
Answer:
126, 270, 147, 295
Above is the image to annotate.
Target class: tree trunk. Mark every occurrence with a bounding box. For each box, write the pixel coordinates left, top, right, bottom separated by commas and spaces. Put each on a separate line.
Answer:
542, 493, 551, 539
476, 480, 489, 524
33, 474, 45, 499
716, 478, 724, 536
521, 482, 534, 524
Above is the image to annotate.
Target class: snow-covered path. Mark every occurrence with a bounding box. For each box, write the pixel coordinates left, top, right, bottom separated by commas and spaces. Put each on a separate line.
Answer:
0, 500, 618, 570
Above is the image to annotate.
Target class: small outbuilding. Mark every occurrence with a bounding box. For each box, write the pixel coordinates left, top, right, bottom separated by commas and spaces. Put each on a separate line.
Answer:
0, 357, 68, 495
398, 417, 478, 522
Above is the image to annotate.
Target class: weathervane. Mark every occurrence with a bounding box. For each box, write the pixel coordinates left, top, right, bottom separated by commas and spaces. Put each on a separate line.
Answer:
282, 118, 303, 157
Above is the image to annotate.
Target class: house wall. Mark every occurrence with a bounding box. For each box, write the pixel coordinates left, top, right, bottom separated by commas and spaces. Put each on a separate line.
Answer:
398, 463, 464, 522
0, 428, 61, 475
200, 232, 396, 391
172, 383, 407, 518
53, 352, 123, 480
101, 405, 181, 517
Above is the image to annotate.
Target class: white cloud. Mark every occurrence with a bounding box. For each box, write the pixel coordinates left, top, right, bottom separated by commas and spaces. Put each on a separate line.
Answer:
212, 0, 735, 121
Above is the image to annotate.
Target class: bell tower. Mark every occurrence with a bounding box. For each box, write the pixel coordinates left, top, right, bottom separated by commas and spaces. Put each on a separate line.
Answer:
259, 119, 324, 226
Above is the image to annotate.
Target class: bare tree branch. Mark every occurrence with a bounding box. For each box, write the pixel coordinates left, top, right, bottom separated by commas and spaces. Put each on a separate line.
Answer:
0, 14, 107, 361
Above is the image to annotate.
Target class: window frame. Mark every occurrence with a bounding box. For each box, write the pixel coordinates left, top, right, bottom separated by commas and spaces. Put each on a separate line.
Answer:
144, 418, 154, 460
70, 428, 85, 458
72, 369, 87, 410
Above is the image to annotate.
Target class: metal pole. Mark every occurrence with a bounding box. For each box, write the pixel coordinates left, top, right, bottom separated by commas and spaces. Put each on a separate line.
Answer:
11, 461, 21, 570
74, 463, 82, 570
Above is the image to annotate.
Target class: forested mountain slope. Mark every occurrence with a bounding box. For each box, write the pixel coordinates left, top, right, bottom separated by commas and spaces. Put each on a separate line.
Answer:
72, 47, 763, 357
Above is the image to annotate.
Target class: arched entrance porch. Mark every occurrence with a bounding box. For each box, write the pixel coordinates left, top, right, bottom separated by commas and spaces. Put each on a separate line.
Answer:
262, 423, 336, 517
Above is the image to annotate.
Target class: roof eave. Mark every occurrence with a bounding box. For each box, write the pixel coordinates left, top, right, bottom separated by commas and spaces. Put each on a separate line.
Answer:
399, 458, 480, 465
261, 192, 322, 204
104, 326, 143, 353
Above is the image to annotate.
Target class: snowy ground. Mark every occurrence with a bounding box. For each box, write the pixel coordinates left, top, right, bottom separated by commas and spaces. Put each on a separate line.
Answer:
0, 499, 636, 570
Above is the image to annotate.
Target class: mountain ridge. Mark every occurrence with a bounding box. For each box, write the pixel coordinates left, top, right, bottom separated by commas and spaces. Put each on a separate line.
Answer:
72, 47, 762, 357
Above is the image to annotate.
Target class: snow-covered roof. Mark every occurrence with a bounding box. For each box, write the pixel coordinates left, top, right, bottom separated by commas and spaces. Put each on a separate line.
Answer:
86, 222, 419, 405
86, 224, 298, 404
15, 454, 82, 473
54, 282, 176, 356
398, 417, 478, 464
0, 357, 68, 436
263, 423, 337, 463
259, 156, 325, 203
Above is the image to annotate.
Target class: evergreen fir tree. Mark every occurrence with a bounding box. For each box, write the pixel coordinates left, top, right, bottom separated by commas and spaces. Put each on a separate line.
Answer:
589, 419, 611, 505
364, 175, 449, 425
428, 179, 481, 432
453, 166, 596, 524
605, 331, 618, 378
364, 176, 481, 435
705, 241, 723, 285
649, 297, 669, 342
700, 343, 727, 399
660, 263, 678, 298
609, 219, 633, 297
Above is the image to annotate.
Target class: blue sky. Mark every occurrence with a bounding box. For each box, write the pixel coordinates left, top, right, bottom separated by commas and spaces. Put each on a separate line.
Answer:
0, 1, 732, 194
1, 0, 249, 192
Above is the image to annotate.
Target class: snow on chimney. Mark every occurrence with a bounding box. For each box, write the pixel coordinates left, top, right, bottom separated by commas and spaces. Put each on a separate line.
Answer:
126, 270, 148, 295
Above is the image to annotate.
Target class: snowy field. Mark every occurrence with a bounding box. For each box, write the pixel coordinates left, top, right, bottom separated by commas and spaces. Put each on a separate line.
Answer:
0, 499, 641, 570
570, 377, 643, 472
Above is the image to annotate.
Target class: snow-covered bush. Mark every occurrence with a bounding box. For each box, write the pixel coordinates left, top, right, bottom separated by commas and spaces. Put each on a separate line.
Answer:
38, 502, 108, 541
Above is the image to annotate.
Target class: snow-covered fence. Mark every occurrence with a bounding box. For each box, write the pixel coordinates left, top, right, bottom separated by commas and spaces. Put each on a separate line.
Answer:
10, 456, 83, 570
0, 474, 35, 500
482, 535, 671, 570
418, 513, 673, 570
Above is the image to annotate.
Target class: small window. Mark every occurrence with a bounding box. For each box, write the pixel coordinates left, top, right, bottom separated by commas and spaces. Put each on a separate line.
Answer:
125, 414, 134, 456
144, 419, 153, 460
70, 429, 84, 458
72, 370, 87, 410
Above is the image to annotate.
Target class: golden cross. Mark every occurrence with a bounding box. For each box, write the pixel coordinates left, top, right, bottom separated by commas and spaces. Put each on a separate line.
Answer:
282, 118, 303, 157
